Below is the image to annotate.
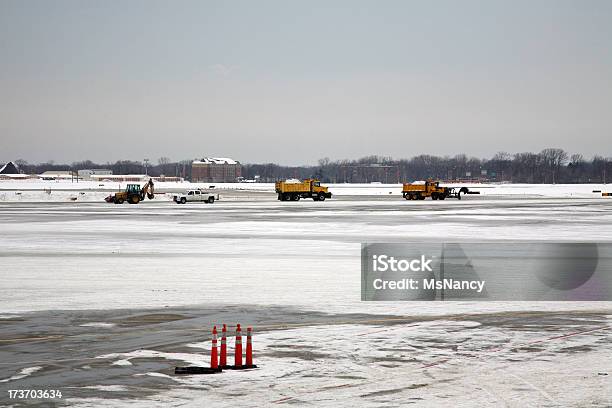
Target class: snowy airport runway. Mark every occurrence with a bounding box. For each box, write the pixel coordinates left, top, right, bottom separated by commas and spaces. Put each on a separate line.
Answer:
0, 195, 611, 406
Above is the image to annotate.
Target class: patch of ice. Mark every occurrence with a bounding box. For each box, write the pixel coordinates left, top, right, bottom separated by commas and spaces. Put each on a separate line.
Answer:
0, 366, 42, 383
140, 372, 173, 379
98, 350, 204, 367
112, 360, 132, 366
80, 322, 116, 328
82, 385, 128, 392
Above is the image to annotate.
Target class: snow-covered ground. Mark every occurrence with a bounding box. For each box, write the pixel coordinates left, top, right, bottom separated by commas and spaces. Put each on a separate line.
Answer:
1, 198, 612, 313
0, 197, 610, 406
74, 320, 611, 407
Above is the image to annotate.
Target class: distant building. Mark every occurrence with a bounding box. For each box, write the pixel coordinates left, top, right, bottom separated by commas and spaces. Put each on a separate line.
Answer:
0, 161, 32, 180
39, 171, 77, 180
237, 175, 260, 183
191, 157, 241, 183
78, 169, 112, 180
89, 174, 184, 183
0, 161, 19, 175
90, 174, 148, 183
151, 175, 184, 183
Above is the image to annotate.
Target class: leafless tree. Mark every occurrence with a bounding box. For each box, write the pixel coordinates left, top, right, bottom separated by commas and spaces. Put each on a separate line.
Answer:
540, 148, 568, 184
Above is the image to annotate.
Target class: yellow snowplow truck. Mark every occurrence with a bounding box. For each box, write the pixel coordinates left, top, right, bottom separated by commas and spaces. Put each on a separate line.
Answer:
402, 180, 469, 200
275, 179, 332, 201
105, 179, 155, 204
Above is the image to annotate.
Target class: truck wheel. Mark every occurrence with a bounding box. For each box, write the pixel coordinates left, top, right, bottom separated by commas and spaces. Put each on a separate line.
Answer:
129, 195, 140, 204
294, 195, 300, 201
457, 193, 462, 200
439, 195, 445, 200
208, 196, 215, 204
180, 197, 187, 204
318, 193, 326, 201
283, 193, 291, 201
432, 193, 438, 200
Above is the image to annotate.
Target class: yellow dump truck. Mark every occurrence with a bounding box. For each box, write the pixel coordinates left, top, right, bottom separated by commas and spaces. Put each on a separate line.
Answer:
402, 180, 469, 200
275, 179, 332, 201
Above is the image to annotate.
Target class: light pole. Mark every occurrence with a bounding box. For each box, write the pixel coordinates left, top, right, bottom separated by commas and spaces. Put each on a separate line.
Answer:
144, 158, 149, 176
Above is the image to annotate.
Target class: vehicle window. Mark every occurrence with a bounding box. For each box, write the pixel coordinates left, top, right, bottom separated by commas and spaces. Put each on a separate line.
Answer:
195, 191, 200, 195
314, 182, 320, 187
188, 191, 194, 195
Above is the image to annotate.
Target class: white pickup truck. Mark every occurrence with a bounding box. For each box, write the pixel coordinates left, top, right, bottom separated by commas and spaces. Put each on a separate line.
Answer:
173, 190, 219, 204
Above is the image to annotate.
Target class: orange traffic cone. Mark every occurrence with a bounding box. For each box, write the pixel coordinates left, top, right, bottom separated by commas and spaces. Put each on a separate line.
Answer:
245, 327, 254, 367
220, 324, 227, 368
211, 326, 218, 369
174, 325, 222, 375
235, 324, 242, 368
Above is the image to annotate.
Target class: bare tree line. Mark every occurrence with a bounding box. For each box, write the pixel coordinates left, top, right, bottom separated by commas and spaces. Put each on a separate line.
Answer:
243, 149, 611, 184
10, 148, 612, 184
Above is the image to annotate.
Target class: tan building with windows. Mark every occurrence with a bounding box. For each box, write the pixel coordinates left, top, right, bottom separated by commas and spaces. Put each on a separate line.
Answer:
191, 157, 241, 183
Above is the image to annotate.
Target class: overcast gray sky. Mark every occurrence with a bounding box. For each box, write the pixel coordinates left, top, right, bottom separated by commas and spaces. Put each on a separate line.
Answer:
1, 0, 611, 165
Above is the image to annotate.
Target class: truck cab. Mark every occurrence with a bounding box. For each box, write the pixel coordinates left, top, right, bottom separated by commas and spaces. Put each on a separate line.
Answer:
125, 184, 142, 197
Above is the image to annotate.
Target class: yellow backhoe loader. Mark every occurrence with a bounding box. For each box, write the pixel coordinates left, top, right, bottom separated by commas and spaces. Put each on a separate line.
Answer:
105, 179, 155, 204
